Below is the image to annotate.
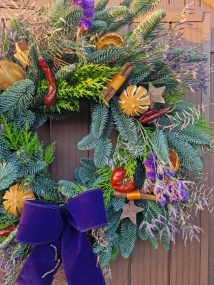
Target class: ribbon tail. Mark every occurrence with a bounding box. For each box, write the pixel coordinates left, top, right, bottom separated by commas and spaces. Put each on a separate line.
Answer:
16, 238, 62, 285
62, 226, 106, 285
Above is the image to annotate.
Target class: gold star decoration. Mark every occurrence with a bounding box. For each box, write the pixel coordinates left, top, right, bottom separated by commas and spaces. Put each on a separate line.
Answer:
120, 200, 144, 225
149, 83, 166, 109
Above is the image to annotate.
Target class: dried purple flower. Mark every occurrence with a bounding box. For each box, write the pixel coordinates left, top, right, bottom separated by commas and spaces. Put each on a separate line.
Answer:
144, 159, 156, 181
144, 151, 191, 206
71, 0, 95, 30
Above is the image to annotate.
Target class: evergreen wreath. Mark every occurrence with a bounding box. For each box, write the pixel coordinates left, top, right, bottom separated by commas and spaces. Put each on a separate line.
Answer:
0, 0, 213, 283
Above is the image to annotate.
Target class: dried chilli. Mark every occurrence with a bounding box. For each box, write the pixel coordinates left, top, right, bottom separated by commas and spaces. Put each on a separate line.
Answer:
139, 106, 171, 124
38, 58, 56, 108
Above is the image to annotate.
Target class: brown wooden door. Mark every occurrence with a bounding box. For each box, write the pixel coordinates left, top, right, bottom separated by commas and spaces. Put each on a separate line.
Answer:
0, 1, 212, 284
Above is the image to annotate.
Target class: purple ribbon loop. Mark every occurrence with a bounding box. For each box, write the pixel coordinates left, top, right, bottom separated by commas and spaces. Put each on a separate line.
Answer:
15, 189, 107, 285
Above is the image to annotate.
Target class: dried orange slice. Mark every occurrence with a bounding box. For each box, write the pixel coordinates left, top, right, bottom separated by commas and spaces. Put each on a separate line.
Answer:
96, 32, 125, 50
3, 184, 35, 216
168, 149, 180, 173
119, 85, 150, 117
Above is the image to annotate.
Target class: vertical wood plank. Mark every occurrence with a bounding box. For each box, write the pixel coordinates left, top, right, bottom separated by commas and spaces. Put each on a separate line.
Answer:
171, 0, 185, 7
208, 53, 214, 285
131, 239, 169, 285
169, 217, 201, 285
200, 11, 211, 285
106, 257, 130, 285
49, 103, 89, 181
211, 10, 214, 52
37, 120, 50, 148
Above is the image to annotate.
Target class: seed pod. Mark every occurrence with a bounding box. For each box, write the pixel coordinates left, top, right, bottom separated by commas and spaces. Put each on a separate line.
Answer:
0, 61, 25, 90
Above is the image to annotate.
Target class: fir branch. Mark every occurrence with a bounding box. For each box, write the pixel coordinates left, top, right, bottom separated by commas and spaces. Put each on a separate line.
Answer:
131, 0, 161, 18
109, 197, 126, 212
89, 20, 108, 35
120, 0, 133, 8
95, 0, 110, 13
165, 125, 211, 146
107, 11, 133, 32
0, 162, 18, 191
130, 9, 166, 43
94, 138, 112, 168
30, 112, 48, 130
19, 161, 46, 176
110, 98, 138, 146
88, 47, 124, 64
29, 175, 58, 200
91, 104, 109, 139
152, 130, 169, 164
75, 166, 98, 188
95, 6, 129, 22
120, 219, 137, 258
58, 180, 84, 198
13, 111, 36, 130
0, 80, 35, 121
55, 64, 76, 81
166, 134, 203, 175
77, 133, 99, 150
80, 157, 97, 172
51, 0, 71, 23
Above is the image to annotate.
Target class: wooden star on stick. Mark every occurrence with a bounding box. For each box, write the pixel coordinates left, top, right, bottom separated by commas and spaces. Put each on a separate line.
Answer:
149, 83, 166, 109
120, 200, 144, 225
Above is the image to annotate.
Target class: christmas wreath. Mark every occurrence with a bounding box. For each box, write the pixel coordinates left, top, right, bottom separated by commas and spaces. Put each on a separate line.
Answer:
0, 0, 213, 284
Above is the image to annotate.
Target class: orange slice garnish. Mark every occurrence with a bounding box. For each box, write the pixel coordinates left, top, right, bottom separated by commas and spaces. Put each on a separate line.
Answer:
96, 32, 125, 50
119, 85, 150, 117
3, 184, 35, 215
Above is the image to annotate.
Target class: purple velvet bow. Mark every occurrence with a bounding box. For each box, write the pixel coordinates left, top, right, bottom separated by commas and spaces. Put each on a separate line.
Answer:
15, 189, 107, 285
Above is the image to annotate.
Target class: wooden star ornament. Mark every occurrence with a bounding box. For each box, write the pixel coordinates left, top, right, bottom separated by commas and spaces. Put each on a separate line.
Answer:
120, 200, 144, 225
149, 83, 166, 109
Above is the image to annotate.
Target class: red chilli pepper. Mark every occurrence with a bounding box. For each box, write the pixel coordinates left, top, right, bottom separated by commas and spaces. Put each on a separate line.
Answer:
139, 106, 171, 124
38, 58, 56, 108
110, 167, 136, 193
0, 224, 17, 237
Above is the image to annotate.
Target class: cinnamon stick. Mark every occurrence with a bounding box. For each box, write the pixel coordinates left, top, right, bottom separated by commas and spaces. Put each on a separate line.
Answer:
102, 62, 133, 103
113, 190, 157, 201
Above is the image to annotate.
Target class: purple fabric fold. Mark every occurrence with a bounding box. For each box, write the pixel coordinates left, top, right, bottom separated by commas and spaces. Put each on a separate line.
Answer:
15, 189, 107, 285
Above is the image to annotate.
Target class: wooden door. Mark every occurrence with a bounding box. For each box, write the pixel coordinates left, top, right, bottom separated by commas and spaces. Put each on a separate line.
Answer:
0, 1, 213, 284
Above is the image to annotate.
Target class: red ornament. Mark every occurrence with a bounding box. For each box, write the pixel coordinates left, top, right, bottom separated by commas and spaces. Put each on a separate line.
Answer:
110, 167, 136, 193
